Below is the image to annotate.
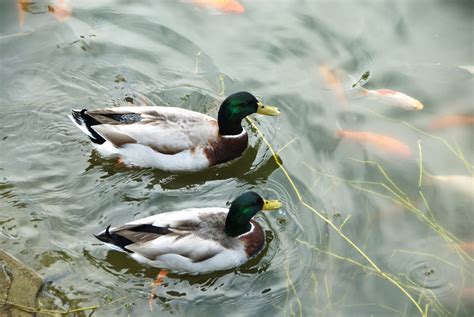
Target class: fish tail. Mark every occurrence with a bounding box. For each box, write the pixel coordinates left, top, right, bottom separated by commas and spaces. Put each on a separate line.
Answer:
335, 129, 344, 138
335, 120, 344, 138
359, 87, 370, 96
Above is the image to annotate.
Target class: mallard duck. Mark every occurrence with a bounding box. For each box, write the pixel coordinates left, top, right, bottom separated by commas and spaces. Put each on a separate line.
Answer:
95, 192, 282, 274
69, 92, 280, 171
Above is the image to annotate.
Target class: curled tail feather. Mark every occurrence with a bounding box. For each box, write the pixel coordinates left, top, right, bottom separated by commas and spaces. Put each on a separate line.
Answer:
94, 225, 134, 253
69, 109, 106, 144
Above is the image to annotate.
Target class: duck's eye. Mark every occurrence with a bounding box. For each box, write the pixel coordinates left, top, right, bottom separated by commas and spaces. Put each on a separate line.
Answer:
261, 105, 265, 108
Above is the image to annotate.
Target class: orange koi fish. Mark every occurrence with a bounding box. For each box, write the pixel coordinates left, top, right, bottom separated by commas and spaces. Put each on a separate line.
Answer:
460, 287, 474, 303
460, 241, 474, 253
336, 130, 412, 158
47, 0, 71, 22
429, 175, 474, 198
429, 115, 474, 130
17, 0, 29, 27
192, 0, 245, 13
318, 65, 348, 108
361, 88, 424, 111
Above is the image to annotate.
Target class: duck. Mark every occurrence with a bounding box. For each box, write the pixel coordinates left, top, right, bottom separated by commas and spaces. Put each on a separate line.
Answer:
69, 91, 280, 171
95, 191, 282, 274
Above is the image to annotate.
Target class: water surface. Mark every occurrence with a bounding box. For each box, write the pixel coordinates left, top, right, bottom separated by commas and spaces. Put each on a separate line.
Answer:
0, 0, 473, 316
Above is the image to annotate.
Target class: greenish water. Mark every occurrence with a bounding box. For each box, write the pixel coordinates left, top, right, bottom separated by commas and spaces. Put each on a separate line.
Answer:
0, 0, 473, 316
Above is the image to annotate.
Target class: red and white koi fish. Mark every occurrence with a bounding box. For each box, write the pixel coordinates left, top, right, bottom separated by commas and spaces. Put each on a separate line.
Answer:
361, 88, 424, 111
192, 0, 245, 14
336, 129, 412, 158
47, 0, 71, 22
429, 115, 474, 130
429, 175, 474, 198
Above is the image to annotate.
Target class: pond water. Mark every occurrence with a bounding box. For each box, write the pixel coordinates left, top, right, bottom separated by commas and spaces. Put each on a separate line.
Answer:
0, 0, 473, 316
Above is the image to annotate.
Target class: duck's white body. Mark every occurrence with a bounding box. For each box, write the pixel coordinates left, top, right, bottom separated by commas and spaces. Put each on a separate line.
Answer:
93, 141, 211, 172
96, 207, 264, 274
69, 106, 248, 171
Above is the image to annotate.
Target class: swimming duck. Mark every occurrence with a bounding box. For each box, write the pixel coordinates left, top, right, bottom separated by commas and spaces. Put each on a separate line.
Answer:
69, 92, 280, 171
95, 192, 282, 274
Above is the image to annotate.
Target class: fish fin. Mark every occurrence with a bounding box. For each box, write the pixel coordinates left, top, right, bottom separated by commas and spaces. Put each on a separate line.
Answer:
335, 120, 344, 138
359, 87, 369, 96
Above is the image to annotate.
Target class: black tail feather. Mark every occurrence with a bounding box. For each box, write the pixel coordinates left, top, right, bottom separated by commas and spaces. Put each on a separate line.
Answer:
128, 224, 171, 235
95, 225, 134, 253
71, 109, 106, 144
71, 109, 85, 125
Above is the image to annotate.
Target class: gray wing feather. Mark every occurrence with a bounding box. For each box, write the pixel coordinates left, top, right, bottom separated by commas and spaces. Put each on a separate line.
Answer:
86, 106, 218, 154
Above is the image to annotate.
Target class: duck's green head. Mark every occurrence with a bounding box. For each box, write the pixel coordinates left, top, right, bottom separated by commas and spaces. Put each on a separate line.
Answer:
218, 92, 280, 136
225, 191, 282, 237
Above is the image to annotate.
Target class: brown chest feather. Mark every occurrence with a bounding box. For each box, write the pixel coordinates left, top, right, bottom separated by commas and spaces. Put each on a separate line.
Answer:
239, 220, 265, 258
205, 133, 248, 166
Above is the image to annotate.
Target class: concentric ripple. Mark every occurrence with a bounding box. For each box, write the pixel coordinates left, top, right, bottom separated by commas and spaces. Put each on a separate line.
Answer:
387, 237, 468, 307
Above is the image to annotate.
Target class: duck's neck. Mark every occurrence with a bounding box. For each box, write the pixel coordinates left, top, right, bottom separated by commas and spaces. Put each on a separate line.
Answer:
224, 206, 253, 237
217, 104, 247, 136
225, 221, 251, 237
218, 115, 244, 136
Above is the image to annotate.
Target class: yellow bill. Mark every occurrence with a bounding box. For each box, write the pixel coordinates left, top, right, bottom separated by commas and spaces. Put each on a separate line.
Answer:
257, 102, 280, 116
262, 199, 282, 210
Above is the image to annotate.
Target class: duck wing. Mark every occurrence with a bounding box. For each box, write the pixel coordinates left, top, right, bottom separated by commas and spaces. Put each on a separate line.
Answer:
96, 208, 235, 263
74, 106, 219, 154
